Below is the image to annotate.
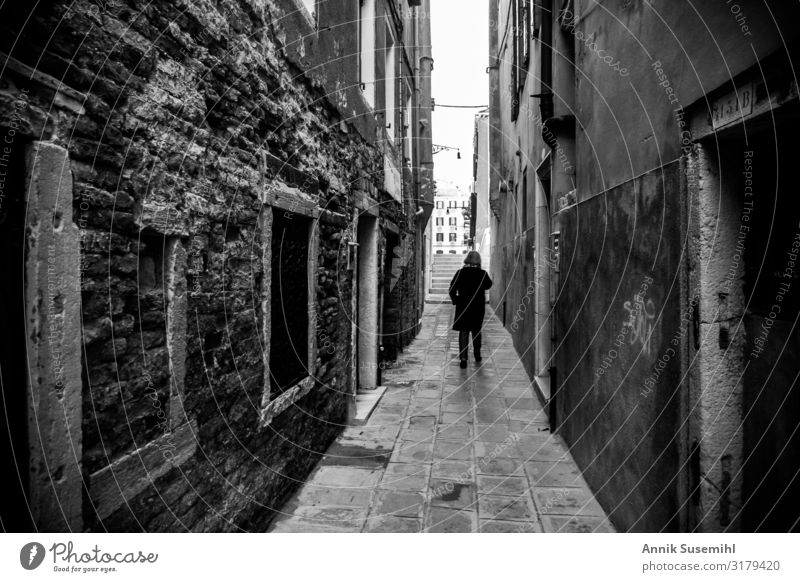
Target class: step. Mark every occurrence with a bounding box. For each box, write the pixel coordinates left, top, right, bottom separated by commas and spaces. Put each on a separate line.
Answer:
425, 294, 450, 304
349, 385, 388, 426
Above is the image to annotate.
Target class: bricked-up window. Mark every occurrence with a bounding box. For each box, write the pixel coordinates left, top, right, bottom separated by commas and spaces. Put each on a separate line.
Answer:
138, 233, 165, 294
133, 232, 172, 434
269, 210, 310, 395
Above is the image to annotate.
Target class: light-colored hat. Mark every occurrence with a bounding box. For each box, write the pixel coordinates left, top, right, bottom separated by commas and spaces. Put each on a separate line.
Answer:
464, 251, 481, 266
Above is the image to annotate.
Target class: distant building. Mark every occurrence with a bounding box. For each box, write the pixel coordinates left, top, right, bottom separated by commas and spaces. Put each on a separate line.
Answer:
432, 181, 471, 255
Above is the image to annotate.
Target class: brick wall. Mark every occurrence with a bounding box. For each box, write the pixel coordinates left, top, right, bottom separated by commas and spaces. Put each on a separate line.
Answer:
0, 0, 423, 531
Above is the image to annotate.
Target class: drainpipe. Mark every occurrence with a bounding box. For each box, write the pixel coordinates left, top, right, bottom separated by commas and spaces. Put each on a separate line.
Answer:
488, 0, 501, 223
417, 0, 434, 228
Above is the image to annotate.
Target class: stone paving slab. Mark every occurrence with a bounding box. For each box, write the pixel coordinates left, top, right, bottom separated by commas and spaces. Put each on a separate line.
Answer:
268, 303, 615, 533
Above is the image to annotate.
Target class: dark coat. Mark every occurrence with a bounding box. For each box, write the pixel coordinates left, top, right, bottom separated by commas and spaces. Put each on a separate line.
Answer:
449, 266, 493, 332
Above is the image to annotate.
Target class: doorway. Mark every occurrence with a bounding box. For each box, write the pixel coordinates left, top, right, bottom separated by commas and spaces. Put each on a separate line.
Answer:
380, 231, 401, 374
692, 108, 800, 532
738, 126, 800, 531
0, 142, 31, 530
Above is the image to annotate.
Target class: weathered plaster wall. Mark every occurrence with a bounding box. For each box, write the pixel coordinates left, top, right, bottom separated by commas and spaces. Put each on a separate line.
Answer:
573, 0, 799, 199
555, 162, 684, 532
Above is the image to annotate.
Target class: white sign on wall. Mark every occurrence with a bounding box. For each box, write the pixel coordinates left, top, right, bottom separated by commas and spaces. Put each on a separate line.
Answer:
711, 83, 754, 129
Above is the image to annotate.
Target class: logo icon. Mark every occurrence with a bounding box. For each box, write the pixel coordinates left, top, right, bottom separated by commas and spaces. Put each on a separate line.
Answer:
20, 542, 46, 570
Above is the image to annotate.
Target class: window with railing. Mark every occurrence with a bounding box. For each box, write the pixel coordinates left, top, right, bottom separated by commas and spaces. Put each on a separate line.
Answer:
385, 21, 397, 141
521, 0, 531, 69
359, 0, 376, 108
510, 0, 532, 120
404, 83, 414, 165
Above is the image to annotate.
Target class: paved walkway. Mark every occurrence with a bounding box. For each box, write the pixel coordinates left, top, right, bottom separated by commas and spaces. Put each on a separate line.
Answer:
269, 303, 615, 533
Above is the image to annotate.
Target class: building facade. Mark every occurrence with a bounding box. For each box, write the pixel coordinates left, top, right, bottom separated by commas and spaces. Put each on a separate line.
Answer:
0, 0, 433, 532
432, 180, 471, 255
488, 0, 800, 532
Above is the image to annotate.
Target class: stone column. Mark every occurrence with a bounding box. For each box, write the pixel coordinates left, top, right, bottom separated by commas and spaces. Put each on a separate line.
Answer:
25, 142, 82, 531
166, 238, 188, 429
358, 216, 379, 391
689, 143, 745, 532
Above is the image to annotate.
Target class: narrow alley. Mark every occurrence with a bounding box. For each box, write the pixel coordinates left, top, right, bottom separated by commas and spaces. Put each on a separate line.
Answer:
270, 303, 613, 533
4, 0, 800, 566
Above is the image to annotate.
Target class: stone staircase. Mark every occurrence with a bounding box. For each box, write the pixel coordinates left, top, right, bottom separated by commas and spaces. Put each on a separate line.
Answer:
427, 253, 465, 303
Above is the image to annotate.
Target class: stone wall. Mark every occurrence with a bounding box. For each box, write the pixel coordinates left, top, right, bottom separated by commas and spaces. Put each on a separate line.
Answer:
0, 0, 423, 531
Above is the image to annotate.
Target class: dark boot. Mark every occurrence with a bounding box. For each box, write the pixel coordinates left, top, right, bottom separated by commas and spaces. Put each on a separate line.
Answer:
458, 331, 469, 362
473, 331, 482, 361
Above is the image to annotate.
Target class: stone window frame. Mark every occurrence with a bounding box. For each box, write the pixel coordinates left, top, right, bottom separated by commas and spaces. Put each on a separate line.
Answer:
258, 190, 320, 427
22, 142, 84, 529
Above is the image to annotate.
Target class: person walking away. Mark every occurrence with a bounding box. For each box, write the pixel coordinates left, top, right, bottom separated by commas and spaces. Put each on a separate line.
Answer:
448, 251, 493, 368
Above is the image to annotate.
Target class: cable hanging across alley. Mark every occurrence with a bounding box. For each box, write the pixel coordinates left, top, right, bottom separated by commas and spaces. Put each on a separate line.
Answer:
434, 103, 489, 109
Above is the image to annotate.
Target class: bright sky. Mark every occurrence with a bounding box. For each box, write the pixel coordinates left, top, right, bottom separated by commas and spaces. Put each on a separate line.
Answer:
430, 0, 489, 191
